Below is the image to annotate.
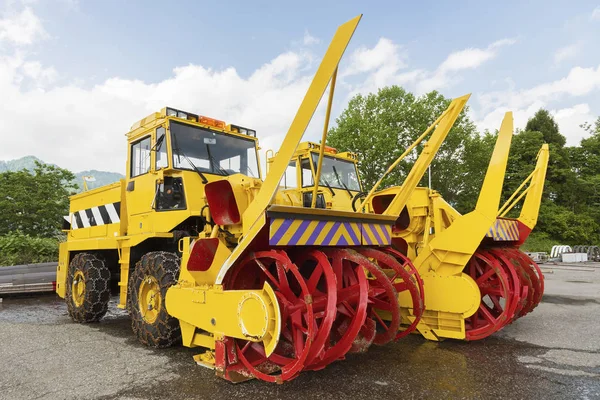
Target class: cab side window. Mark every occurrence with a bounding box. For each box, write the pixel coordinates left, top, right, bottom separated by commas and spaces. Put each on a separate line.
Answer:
282, 161, 297, 189
301, 158, 314, 187
131, 136, 151, 177
155, 127, 168, 170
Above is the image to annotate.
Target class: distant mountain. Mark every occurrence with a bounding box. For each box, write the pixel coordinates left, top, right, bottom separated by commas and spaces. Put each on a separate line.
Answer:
74, 170, 124, 191
0, 156, 46, 172
0, 156, 124, 192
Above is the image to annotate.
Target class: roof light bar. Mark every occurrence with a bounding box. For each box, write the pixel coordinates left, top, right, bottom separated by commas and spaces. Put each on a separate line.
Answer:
230, 124, 256, 137
165, 107, 199, 122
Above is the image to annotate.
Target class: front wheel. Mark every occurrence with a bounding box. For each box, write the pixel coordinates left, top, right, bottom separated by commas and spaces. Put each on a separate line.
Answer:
128, 251, 182, 348
66, 253, 111, 323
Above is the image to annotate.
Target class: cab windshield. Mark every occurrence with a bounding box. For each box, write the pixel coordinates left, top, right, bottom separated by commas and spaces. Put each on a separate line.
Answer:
170, 121, 259, 178
303, 154, 361, 191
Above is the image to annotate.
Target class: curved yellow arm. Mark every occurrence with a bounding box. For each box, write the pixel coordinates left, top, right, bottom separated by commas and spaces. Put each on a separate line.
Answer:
475, 112, 514, 218
518, 144, 550, 229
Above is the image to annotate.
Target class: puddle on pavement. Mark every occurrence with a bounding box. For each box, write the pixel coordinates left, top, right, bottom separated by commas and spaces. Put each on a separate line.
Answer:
0, 294, 127, 325
0, 293, 67, 324
3, 295, 599, 399
542, 294, 600, 305
108, 333, 600, 400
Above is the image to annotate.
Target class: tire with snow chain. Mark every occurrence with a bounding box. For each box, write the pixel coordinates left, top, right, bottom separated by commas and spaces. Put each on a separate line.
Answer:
128, 251, 182, 348
66, 253, 111, 323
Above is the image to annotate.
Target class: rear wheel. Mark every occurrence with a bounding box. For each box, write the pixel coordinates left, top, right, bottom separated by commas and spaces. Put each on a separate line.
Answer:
66, 253, 111, 323
128, 251, 182, 348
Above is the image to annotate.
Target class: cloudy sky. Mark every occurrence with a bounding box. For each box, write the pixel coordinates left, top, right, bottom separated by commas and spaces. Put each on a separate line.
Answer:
1, 0, 599, 173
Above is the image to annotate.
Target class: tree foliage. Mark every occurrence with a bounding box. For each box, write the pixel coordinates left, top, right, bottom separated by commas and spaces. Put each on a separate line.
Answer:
0, 162, 77, 236
525, 109, 566, 147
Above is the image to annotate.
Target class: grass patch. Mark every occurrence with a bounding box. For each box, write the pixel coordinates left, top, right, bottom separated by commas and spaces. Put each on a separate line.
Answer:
520, 231, 556, 254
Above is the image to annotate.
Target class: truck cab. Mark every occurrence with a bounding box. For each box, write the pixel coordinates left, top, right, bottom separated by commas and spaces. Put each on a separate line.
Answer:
57, 106, 262, 309
270, 142, 364, 211
124, 107, 261, 237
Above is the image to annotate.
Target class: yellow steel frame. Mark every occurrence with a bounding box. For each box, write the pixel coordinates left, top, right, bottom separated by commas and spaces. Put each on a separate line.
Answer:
515, 144, 550, 229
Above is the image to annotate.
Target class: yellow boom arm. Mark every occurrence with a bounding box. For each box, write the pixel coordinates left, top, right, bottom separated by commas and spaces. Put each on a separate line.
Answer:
215, 15, 362, 284
517, 144, 549, 229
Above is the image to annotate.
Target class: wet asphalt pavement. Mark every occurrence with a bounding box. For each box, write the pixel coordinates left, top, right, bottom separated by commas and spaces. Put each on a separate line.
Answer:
0, 264, 599, 400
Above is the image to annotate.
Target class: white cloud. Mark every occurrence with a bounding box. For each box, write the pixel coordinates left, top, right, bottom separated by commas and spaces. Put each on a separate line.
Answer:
340, 36, 515, 97
480, 64, 600, 113
0, 7, 47, 46
553, 43, 581, 65
551, 103, 594, 145
0, 49, 328, 172
340, 37, 414, 97
0, 5, 347, 173
0, 17, 519, 173
342, 38, 407, 77
439, 39, 516, 74
476, 63, 600, 144
477, 101, 546, 135
417, 38, 516, 94
591, 6, 600, 21
302, 30, 320, 46
531, 69, 587, 99
21, 61, 58, 85
438, 48, 496, 72
489, 38, 518, 49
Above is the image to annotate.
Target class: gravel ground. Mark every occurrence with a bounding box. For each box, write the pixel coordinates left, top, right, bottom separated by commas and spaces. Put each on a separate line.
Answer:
0, 264, 599, 400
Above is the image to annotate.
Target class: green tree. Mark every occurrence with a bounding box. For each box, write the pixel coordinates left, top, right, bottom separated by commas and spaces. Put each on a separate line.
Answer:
525, 109, 566, 147
506, 111, 600, 246
327, 86, 484, 212
0, 162, 77, 236
520, 110, 576, 208
502, 130, 545, 206
570, 117, 600, 224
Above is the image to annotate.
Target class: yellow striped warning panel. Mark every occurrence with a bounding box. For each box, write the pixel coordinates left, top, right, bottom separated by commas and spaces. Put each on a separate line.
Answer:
268, 218, 391, 246
485, 218, 520, 241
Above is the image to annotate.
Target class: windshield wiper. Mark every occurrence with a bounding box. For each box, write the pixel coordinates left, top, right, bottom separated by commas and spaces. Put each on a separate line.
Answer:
321, 177, 335, 196
171, 133, 208, 184
151, 133, 165, 152
332, 166, 353, 198
205, 144, 229, 176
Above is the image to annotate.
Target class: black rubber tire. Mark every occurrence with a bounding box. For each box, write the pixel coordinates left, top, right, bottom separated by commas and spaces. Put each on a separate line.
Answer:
128, 251, 182, 348
66, 253, 111, 323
